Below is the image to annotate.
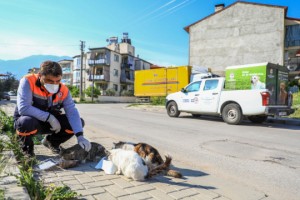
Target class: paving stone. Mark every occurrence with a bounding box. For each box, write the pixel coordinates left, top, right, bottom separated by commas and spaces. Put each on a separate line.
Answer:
130, 180, 148, 186
93, 192, 117, 200
56, 170, 84, 177
190, 193, 220, 200
63, 179, 82, 186
93, 174, 120, 181
78, 195, 96, 200
104, 184, 130, 197
86, 170, 104, 177
77, 187, 105, 196
125, 184, 155, 194
5, 186, 31, 200
66, 183, 85, 191
76, 174, 96, 184
84, 180, 114, 189
191, 188, 220, 199
0, 175, 18, 185
127, 192, 153, 200
117, 195, 139, 200
42, 176, 74, 184
148, 189, 175, 200
170, 182, 192, 191
168, 188, 200, 199
38, 172, 58, 179
150, 182, 177, 193
112, 178, 135, 189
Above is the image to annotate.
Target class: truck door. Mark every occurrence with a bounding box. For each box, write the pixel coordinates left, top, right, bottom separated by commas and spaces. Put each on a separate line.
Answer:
198, 79, 221, 113
179, 81, 202, 112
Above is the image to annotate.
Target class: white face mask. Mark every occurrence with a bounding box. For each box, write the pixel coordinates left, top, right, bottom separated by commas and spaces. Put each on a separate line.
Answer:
44, 83, 59, 94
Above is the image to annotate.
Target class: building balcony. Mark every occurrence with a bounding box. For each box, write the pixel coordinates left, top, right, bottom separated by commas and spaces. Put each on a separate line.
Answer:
285, 40, 300, 48
121, 63, 132, 70
88, 74, 106, 81
88, 59, 110, 66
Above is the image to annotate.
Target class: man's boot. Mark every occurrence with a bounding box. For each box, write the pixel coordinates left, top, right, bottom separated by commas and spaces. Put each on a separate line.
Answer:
41, 136, 60, 154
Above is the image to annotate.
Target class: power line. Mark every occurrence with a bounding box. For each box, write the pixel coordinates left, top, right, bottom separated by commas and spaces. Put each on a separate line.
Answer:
0, 43, 78, 47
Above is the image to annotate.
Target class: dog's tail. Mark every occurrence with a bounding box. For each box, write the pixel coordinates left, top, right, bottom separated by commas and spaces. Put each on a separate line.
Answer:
146, 155, 172, 178
165, 169, 182, 178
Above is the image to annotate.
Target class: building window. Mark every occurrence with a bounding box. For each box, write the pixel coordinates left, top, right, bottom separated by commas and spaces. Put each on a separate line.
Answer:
114, 54, 119, 62
113, 69, 118, 76
113, 84, 118, 91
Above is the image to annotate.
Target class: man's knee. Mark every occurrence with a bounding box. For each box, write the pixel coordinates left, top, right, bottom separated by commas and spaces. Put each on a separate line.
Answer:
15, 116, 39, 135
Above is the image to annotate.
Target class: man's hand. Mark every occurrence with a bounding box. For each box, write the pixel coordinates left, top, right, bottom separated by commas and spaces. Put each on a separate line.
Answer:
77, 136, 91, 152
47, 114, 61, 133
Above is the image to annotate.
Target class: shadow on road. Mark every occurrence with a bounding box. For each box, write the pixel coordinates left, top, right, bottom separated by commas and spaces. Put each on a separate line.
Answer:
180, 115, 300, 130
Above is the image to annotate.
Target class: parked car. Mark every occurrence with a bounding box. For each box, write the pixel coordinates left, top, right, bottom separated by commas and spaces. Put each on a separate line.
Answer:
8, 91, 16, 96
0, 92, 10, 100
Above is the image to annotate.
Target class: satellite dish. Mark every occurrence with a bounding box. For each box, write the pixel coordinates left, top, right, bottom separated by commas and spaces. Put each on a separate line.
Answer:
287, 64, 297, 71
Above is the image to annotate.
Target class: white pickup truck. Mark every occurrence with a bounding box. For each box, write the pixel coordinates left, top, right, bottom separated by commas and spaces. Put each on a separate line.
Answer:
165, 77, 294, 125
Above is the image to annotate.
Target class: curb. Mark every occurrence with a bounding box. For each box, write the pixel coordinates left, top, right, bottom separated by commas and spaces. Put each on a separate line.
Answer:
0, 135, 31, 200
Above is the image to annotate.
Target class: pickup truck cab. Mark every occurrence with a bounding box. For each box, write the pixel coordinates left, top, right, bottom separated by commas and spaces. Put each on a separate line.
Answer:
166, 77, 294, 125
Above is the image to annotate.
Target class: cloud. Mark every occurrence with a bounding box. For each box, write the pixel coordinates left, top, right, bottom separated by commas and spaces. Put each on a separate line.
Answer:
0, 34, 78, 60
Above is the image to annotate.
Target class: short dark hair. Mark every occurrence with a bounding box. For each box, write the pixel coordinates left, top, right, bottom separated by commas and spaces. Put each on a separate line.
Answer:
40, 61, 62, 76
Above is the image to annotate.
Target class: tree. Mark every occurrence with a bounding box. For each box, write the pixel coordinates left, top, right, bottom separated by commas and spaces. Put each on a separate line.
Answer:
0, 72, 19, 93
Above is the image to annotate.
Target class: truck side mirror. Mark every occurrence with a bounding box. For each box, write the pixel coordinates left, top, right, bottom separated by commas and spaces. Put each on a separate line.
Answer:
181, 88, 186, 93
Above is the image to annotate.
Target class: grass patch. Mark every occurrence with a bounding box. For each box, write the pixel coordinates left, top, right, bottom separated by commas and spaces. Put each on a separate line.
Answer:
286, 92, 300, 119
0, 189, 4, 199
0, 109, 79, 199
126, 103, 145, 107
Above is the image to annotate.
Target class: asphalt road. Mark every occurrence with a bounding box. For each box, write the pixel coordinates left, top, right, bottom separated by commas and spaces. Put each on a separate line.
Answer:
1, 100, 299, 199
77, 103, 300, 200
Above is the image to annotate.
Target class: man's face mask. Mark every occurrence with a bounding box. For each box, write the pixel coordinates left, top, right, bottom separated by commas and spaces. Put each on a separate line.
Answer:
44, 83, 59, 93
40, 74, 61, 94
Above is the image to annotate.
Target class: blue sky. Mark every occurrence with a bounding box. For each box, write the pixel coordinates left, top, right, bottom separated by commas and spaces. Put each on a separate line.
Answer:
0, 0, 299, 66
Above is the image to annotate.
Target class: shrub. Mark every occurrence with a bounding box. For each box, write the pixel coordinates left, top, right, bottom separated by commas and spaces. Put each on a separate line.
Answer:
105, 89, 116, 96
120, 90, 134, 96
66, 85, 79, 98
85, 86, 101, 98
150, 96, 166, 105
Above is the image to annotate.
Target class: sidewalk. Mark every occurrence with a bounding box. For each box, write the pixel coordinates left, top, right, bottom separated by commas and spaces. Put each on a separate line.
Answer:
32, 137, 228, 200
2, 133, 273, 200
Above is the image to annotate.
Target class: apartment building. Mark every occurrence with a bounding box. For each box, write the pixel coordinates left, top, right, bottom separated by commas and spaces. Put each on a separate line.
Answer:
184, 1, 300, 78
86, 33, 152, 96
70, 33, 151, 96
58, 59, 73, 86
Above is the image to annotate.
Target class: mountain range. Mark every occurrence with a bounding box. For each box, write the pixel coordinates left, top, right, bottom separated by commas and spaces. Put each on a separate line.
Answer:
0, 55, 72, 79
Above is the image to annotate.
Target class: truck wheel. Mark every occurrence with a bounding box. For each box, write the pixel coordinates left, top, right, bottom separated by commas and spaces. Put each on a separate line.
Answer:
222, 103, 242, 125
167, 102, 180, 117
248, 115, 268, 124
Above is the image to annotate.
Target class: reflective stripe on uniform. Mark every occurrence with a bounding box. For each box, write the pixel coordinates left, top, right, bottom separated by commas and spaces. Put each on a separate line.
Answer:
16, 129, 38, 136
65, 129, 74, 134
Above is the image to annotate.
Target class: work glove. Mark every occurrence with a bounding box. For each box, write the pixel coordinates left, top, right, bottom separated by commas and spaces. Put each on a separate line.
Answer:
77, 135, 91, 152
47, 114, 61, 133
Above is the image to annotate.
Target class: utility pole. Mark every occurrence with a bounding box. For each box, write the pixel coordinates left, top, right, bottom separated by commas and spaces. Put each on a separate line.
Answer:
80, 40, 85, 100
